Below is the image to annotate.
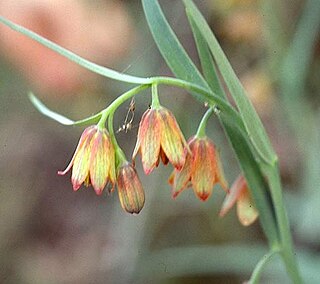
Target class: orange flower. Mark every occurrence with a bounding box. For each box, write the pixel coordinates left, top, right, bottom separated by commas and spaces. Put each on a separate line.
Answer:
133, 106, 187, 174
58, 125, 116, 195
169, 136, 228, 201
117, 162, 145, 214
219, 175, 258, 226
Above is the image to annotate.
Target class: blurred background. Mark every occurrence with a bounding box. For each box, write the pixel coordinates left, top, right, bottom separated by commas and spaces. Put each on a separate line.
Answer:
0, 0, 319, 283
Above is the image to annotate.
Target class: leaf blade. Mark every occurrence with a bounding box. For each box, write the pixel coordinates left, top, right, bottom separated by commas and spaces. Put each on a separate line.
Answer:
29, 92, 102, 126
183, 0, 276, 164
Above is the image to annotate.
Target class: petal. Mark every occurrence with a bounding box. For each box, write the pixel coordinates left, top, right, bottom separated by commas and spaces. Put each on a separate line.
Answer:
159, 108, 186, 170
191, 138, 216, 201
132, 109, 149, 160
219, 175, 246, 217
70, 127, 96, 191
170, 152, 193, 198
58, 126, 96, 176
89, 129, 114, 195
140, 110, 161, 174
237, 189, 259, 226
117, 163, 145, 214
215, 148, 229, 192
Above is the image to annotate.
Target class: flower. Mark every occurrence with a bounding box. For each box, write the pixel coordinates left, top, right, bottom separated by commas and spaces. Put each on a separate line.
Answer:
219, 175, 258, 226
169, 136, 228, 201
117, 162, 145, 214
133, 106, 187, 174
58, 125, 116, 195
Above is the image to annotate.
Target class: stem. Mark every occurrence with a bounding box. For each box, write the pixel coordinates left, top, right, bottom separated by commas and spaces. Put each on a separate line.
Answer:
106, 85, 150, 115
108, 112, 127, 166
97, 110, 109, 130
151, 83, 161, 108
196, 107, 213, 138
248, 249, 279, 284
266, 163, 302, 283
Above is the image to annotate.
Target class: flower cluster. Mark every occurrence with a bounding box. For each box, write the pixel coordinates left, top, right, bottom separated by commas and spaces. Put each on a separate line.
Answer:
59, 102, 257, 225
58, 125, 144, 214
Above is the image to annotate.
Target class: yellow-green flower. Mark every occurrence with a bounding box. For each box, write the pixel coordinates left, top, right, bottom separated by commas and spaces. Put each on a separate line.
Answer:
117, 162, 145, 214
133, 106, 187, 174
58, 125, 116, 195
219, 175, 258, 226
169, 136, 228, 201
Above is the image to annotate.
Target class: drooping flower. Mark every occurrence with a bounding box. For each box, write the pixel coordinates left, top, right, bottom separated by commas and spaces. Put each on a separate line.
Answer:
58, 125, 116, 195
133, 106, 187, 174
169, 136, 228, 201
219, 175, 258, 226
117, 162, 145, 214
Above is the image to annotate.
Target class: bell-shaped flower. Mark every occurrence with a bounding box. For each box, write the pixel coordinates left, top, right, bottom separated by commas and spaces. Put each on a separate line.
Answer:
219, 175, 258, 226
133, 106, 187, 174
58, 125, 116, 195
117, 162, 145, 214
169, 136, 228, 201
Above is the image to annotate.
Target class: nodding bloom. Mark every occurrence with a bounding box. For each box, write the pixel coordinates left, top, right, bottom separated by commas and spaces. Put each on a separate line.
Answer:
58, 125, 116, 195
117, 162, 145, 214
133, 106, 188, 175
219, 175, 258, 226
169, 136, 228, 201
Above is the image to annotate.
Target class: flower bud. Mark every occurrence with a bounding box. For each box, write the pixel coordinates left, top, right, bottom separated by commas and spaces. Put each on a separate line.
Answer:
117, 162, 145, 214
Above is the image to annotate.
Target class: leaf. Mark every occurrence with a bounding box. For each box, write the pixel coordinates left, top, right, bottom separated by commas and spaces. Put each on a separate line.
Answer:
183, 0, 277, 165
29, 92, 102, 126
0, 16, 150, 85
142, 0, 209, 89
187, 12, 227, 100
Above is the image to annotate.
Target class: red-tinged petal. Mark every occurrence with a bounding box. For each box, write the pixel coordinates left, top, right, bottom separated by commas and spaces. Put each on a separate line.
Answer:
170, 152, 193, 198
89, 129, 114, 195
58, 126, 96, 176
70, 127, 96, 191
215, 148, 229, 192
219, 175, 246, 217
237, 188, 259, 226
140, 110, 161, 174
117, 163, 145, 214
191, 138, 216, 201
159, 108, 186, 170
132, 109, 150, 160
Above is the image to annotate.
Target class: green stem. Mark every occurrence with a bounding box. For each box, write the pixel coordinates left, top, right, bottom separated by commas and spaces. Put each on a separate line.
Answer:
248, 249, 280, 284
97, 110, 109, 130
196, 107, 213, 138
108, 113, 127, 166
266, 163, 302, 284
151, 83, 161, 108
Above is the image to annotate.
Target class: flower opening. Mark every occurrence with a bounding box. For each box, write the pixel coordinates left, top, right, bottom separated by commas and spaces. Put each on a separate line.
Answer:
117, 162, 145, 214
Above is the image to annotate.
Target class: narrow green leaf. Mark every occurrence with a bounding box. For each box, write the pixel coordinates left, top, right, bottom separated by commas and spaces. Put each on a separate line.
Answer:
187, 12, 227, 100
142, 0, 209, 89
183, 0, 277, 165
29, 92, 102, 126
0, 16, 151, 85
220, 113, 279, 246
